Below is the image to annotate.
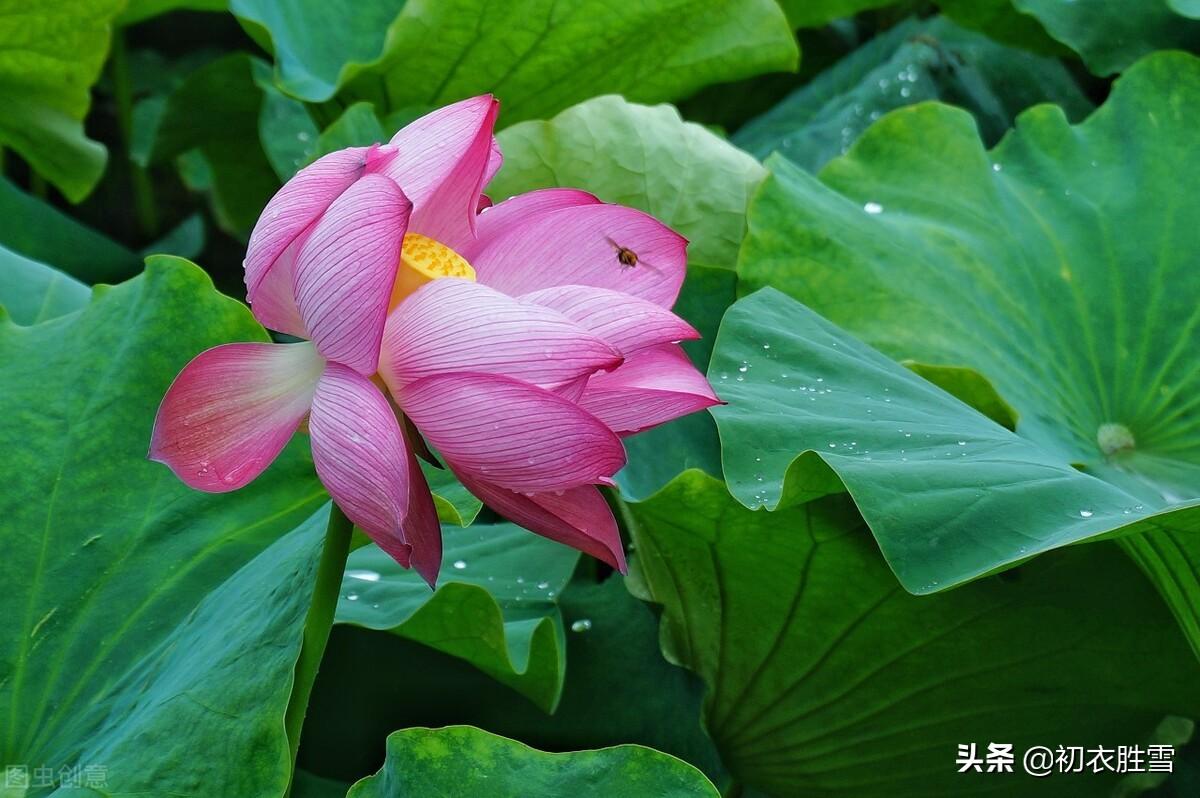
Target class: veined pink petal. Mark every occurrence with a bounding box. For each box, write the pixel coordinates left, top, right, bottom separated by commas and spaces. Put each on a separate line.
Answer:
470, 203, 687, 307
579, 344, 721, 435
247, 231, 310, 337
379, 279, 621, 392
246, 146, 390, 302
384, 95, 499, 249
294, 174, 411, 375
309, 363, 412, 565
456, 471, 626, 572
400, 430, 443, 587
462, 188, 600, 261
396, 372, 626, 493
483, 136, 503, 186
149, 341, 324, 492
519, 284, 699, 356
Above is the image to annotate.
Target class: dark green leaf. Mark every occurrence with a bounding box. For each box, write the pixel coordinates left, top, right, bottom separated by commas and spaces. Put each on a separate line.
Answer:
1005, 0, 1200, 75
628, 470, 1200, 797
347, 726, 719, 797
0, 178, 141, 284
335, 524, 579, 712
0, 257, 328, 795
303, 574, 725, 786
734, 16, 1091, 170
145, 54, 281, 234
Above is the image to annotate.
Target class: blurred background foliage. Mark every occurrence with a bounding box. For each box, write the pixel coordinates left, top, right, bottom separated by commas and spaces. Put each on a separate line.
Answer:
5, 1, 1200, 796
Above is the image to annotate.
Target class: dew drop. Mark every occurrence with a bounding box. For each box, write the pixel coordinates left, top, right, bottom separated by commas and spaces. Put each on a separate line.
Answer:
537, 581, 550, 590
571, 619, 593, 633
346, 569, 381, 582
453, 559, 468, 570
346, 593, 359, 601
863, 202, 884, 215
1078, 510, 1094, 518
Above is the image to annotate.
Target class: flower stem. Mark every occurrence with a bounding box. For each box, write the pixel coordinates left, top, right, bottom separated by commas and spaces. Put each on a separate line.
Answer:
284, 502, 353, 788
108, 29, 159, 239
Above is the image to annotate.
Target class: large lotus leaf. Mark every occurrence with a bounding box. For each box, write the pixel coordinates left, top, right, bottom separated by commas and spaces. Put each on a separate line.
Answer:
0, 178, 141, 284
936, 0, 1066, 55
347, 0, 796, 124
347, 726, 718, 797
969, 0, 1200, 75
734, 15, 1091, 171
230, 0, 406, 103
0, 257, 329, 794
0, 248, 89, 326
0, 0, 121, 202
334, 523, 579, 712
489, 96, 762, 498
710, 288, 1200, 589
626, 470, 1200, 797
303, 576, 724, 786
732, 52, 1200, 615
228, 0, 797, 110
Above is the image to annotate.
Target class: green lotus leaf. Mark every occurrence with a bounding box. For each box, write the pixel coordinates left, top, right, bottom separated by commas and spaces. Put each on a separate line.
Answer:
775, 0, 892, 29
969, 0, 1200, 75
0, 257, 329, 795
734, 15, 1091, 171
233, 0, 796, 117
303, 574, 724, 786
627, 470, 1200, 797
936, 0, 1066, 55
729, 51, 1200, 628
347, 726, 719, 797
334, 523, 579, 712
119, 0, 227, 25
490, 96, 764, 498
142, 53, 281, 234
0, 178, 141, 285
0, 247, 89, 326
0, 0, 122, 202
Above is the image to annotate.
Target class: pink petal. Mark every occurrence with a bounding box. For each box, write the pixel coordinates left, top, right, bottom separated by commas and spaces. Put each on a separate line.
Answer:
470, 203, 687, 307
384, 95, 499, 249
309, 363, 412, 565
579, 344, 721, 435
149, 341, 324, 492
379, 279, 621, 392
396, 372, 626, 493
400, 428, 443, 588
462, 188, 600, 261
246, 146, 391, 306
483, 136, 503, 186
247, 231, 310, 337
294, 174, 411, 375
519, 284, 699, 356
456, 471, 626, 572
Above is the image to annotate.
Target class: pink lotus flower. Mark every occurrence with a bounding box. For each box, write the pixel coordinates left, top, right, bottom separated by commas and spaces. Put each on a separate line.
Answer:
150, 96, 719, 586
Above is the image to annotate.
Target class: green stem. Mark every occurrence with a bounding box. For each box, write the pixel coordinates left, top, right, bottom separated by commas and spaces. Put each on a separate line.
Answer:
108, 29, 159, 239
284, 502, 353, 790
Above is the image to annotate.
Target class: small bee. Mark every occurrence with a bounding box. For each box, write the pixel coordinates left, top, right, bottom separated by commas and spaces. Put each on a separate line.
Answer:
605, 237, 661, 274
